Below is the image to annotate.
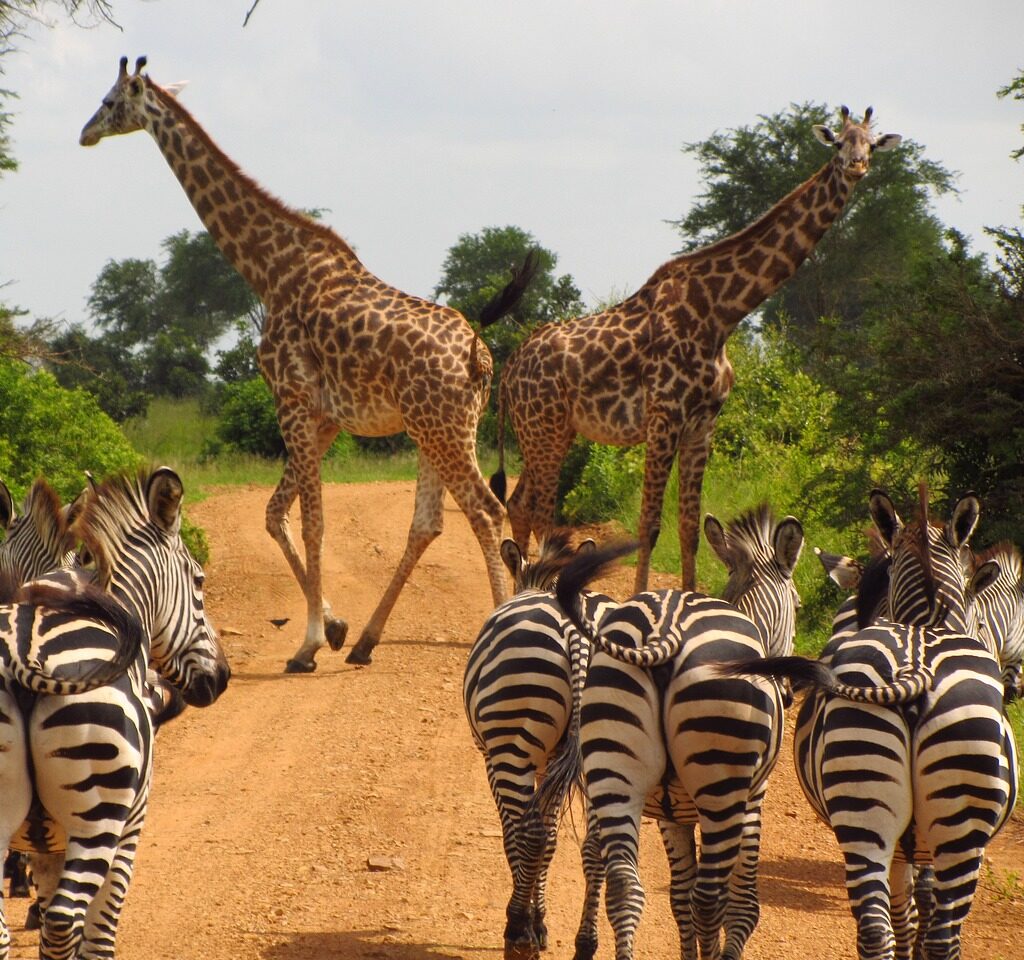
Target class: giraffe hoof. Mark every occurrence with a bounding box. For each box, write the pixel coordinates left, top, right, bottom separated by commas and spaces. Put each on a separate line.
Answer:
325, 617, 349, 651
283, 658, 317, 674
344, 645, 373, 666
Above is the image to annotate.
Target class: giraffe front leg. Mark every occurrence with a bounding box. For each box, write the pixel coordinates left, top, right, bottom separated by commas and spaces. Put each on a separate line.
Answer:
675, 431, 713, 593
269, 427, 347, 673
634, 419, 679, 592
346, 452, 445, 664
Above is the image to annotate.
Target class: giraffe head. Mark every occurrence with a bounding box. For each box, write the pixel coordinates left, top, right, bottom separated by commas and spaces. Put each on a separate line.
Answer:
812, 105, 902, 180
80, 56, 185, 147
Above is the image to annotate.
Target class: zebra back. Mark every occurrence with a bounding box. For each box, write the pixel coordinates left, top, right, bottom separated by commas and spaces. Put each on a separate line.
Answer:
0, 569, 143, 695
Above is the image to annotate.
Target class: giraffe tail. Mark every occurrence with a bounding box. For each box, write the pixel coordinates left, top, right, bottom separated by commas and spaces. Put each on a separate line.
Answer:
477, 248, 541, 328
489, 379, 507, 504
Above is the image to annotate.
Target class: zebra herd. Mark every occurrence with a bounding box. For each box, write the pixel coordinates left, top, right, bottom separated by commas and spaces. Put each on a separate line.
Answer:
465, 492, 1022, 960
0, 467, 229, 960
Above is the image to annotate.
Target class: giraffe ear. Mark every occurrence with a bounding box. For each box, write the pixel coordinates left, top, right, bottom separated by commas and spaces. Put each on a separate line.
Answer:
164, 81, 188, 99
873, 133, 902, 152
812, 125, 837, 147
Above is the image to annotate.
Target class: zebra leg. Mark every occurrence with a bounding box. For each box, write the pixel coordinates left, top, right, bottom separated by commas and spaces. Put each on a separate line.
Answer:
842, 854, 896, 960
916, 853, 983, 960
573, 807, 604, 960
722, 796, 769, 960
80, 808, 146, 960
889, 862, 918, 960
38, 838, 115, 960
911, 866, 935, 960
529, 810, 561, 950
657, 819, 698, 960
0, 693, 32, 960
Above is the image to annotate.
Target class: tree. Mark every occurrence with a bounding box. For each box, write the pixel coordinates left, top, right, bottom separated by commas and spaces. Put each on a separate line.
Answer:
433, 225, 584, 367
79, 228, 261, 401
672, 102, 956, 338
47, 323, 148, 420
998, 70, 1024, 162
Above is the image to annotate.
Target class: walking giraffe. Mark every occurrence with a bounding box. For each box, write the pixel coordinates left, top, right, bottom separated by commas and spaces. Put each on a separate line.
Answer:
493, 106, 901, 592
80, 57, 536, 670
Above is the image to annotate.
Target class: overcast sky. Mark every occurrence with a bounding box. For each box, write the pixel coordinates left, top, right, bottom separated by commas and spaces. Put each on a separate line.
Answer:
1, 0, 1022, 326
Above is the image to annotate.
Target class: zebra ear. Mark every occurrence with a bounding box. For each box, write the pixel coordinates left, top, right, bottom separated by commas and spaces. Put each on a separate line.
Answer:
0, 479, 15, 532
704, 515, 731, 568
814, 546, 863, 591
500, 539, 524, 580
576, 538, 597, 555
147, 467, 184, 535
949, 492, 981, 548
969, 559, 1001, 600
868, 489, 901, 548
773, 517, 804, 577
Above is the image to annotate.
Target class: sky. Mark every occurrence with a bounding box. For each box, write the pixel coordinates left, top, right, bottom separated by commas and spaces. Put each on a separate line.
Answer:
1, 0, 1022, 327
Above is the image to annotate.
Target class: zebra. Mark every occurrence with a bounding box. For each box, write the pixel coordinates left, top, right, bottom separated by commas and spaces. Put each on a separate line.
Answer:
0, 474, 188, 928
972, 541, 1024, 702
552, 505, 803, 960
0, 466, 230, 960
464, 532, 613, 960
724, 488, 1017, 960
0, 478, 78, 586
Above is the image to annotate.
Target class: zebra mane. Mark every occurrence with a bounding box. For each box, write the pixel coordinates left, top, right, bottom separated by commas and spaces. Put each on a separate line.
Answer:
24, 477, 75, 559
515, 531, 577, 592
73, 468, 163, 590
855, 552, 892, 629
722, 504, 775, 560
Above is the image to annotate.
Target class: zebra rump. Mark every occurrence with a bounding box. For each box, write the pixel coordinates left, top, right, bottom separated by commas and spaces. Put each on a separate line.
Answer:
1, 571, 143, 695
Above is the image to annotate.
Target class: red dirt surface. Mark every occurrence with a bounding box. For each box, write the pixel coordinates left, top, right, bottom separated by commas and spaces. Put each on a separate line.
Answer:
8, 480, 1023, 959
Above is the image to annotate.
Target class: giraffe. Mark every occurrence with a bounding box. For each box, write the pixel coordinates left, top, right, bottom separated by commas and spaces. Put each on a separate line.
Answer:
493, 105, 901, 593
80, 56, 537, 670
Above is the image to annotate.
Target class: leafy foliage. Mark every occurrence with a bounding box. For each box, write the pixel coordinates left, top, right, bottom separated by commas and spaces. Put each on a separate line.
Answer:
0, 358, 139, 503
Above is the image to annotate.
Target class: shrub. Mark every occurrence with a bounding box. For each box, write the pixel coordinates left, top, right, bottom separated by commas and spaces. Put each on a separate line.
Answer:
0, 359, 140, 503
560, 443, 643, 525
210, 376, 357, 461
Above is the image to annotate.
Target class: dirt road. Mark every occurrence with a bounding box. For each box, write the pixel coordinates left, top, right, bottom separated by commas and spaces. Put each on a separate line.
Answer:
8, 480, 1023, 959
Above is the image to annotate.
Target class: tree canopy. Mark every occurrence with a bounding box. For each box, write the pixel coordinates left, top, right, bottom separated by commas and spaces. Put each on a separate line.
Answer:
433, 224, 584, 368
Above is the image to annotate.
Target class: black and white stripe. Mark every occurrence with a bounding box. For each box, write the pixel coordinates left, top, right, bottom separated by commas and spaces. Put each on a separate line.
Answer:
1, 467, 230, 960
730, 489, 1018, 960
554, 506, 803, 960
464, 533, 612, 960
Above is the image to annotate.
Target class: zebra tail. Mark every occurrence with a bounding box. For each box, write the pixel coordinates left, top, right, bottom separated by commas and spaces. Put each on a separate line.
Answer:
17, 579, 144, 694
594, 631, 683, 668
555, 540, 638, 638
718, 655, 932, 704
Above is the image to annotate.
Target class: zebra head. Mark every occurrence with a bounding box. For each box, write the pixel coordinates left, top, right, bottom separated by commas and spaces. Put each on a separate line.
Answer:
868, 487, 998, 635
971, 542, 1024, 700
74, 467, 230, 708
0, 477, 76, 585
704, 505, 804, 657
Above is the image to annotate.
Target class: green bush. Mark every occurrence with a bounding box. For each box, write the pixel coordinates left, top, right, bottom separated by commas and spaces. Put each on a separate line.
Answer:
560, 442, 643, 525
0, 359, 140, 503
209, 376, 357, 461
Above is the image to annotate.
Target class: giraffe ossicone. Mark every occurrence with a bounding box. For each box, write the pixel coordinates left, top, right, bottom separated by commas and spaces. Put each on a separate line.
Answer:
81, 56, 538, 670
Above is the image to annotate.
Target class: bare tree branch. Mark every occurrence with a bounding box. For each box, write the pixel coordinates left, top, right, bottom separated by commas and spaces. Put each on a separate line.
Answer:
242, 0, 261, 27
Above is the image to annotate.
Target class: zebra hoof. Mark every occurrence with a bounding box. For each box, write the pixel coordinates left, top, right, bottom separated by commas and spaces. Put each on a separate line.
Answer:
283, 658, 317, 674
504, 941, 540, 960
25, 901, 41, 931
325, 617, 349, 651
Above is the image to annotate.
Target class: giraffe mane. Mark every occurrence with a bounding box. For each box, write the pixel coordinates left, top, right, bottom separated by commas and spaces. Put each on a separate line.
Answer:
147, 79, 360, 261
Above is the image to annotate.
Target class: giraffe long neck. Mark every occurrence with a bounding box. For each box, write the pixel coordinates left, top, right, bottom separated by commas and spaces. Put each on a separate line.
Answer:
649, 159, 854, 338
142, 82, 362, 303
